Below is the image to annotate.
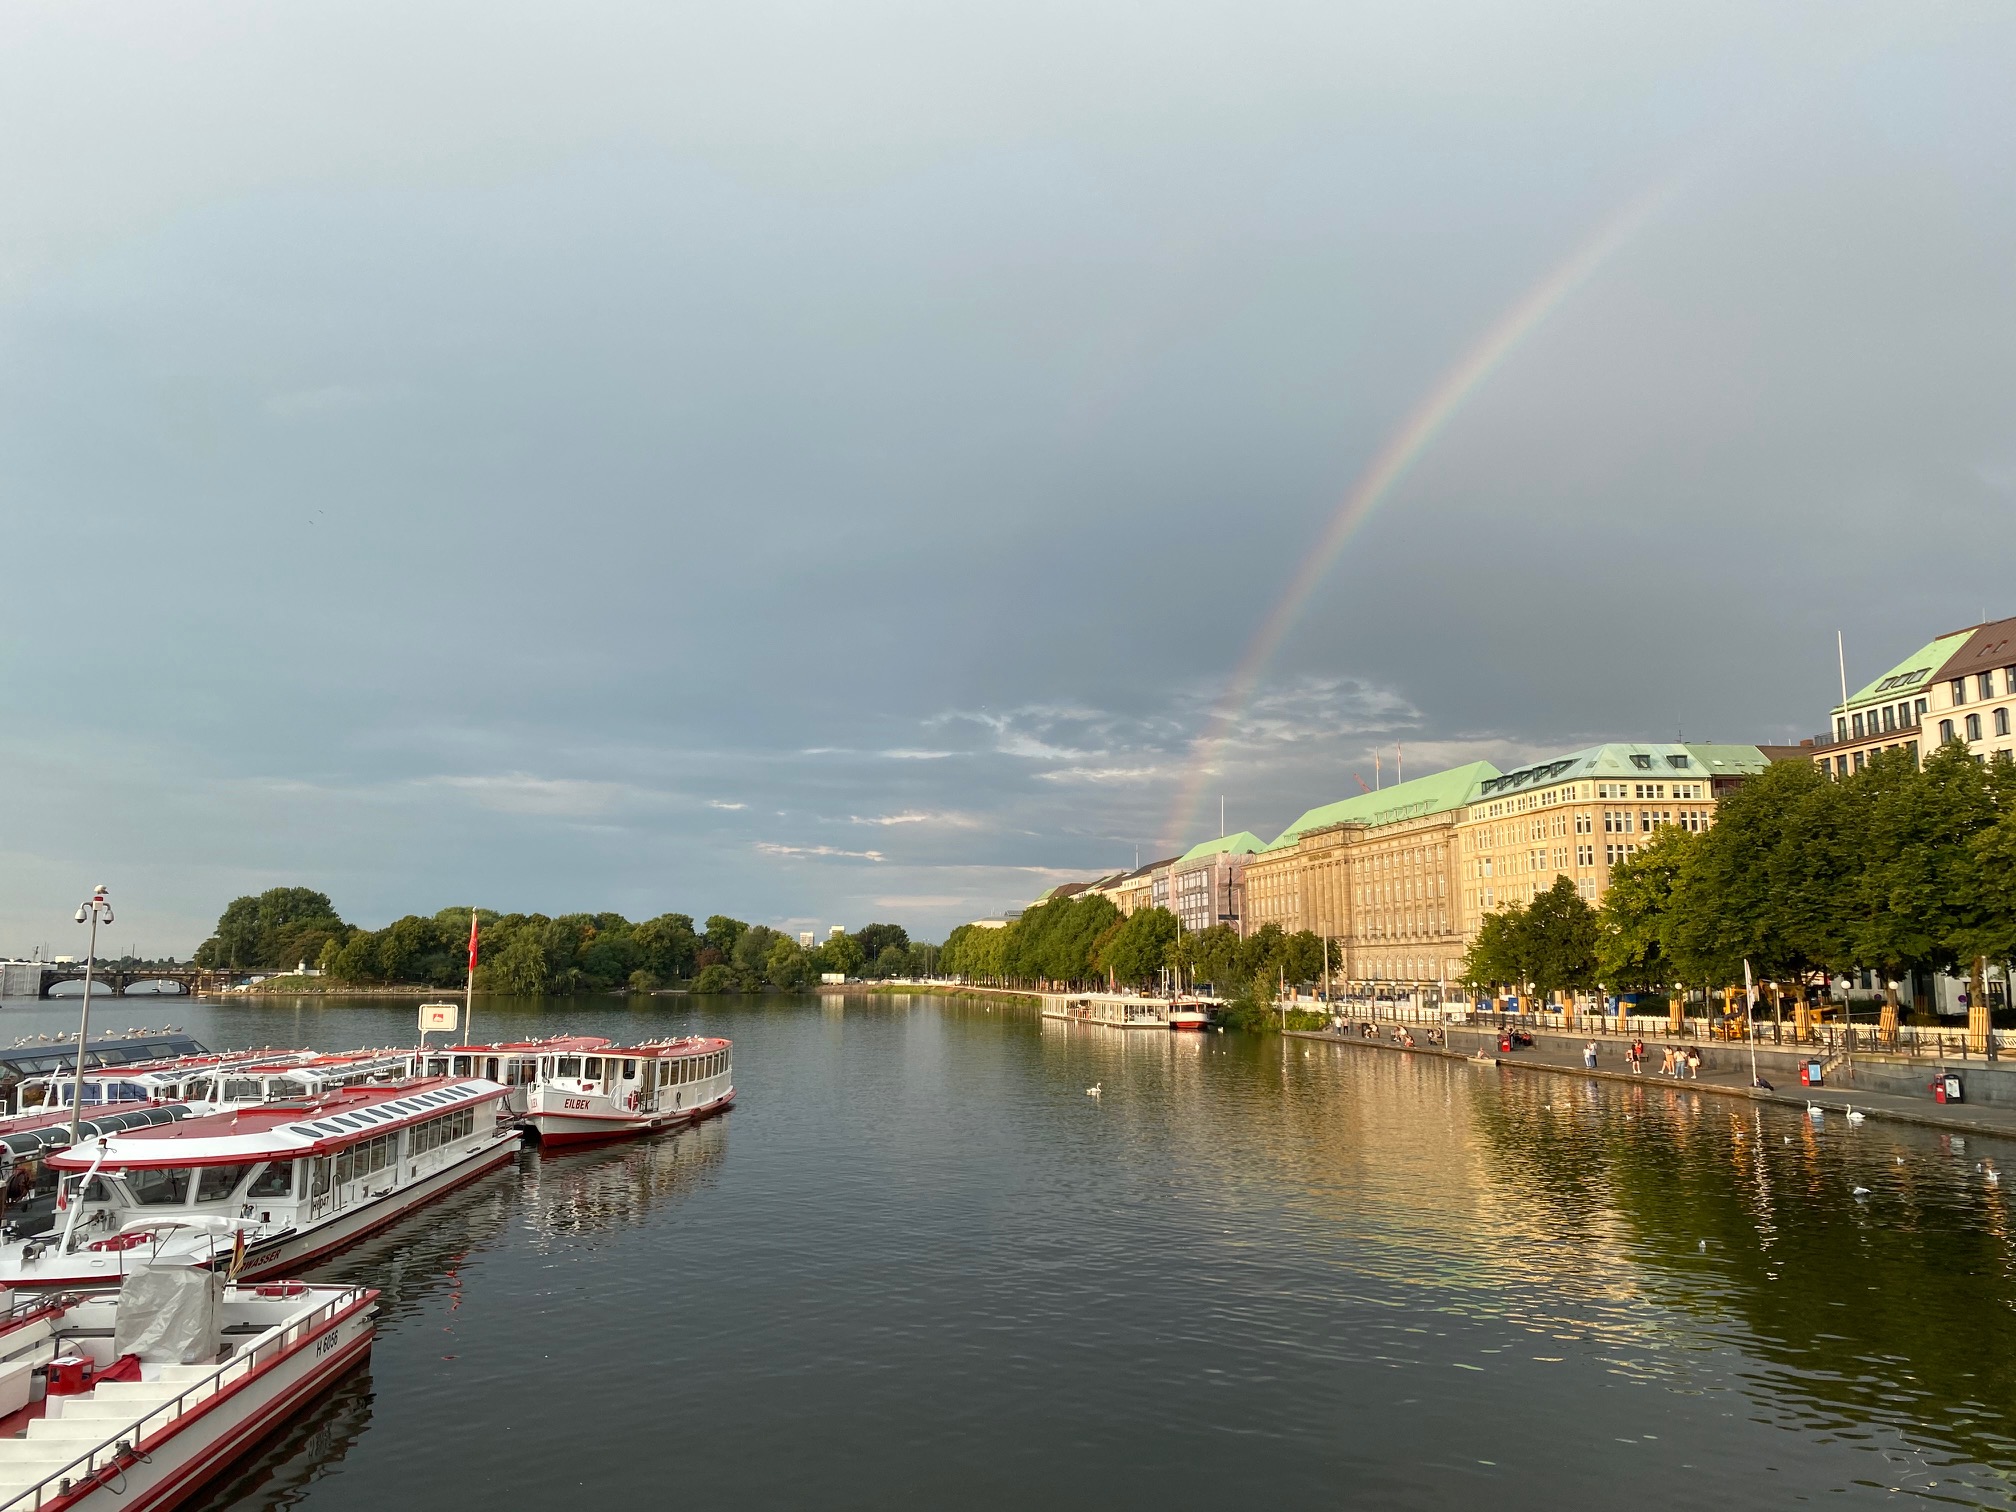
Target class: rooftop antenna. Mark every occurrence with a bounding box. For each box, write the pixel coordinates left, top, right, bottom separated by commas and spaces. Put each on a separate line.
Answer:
1836, 630, 1849, 712
1374, 751, 1382, 790
1396, 743, 1403, 785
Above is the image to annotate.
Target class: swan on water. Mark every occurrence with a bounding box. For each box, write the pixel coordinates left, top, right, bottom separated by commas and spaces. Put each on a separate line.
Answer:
1085, 1083, 1102, 1097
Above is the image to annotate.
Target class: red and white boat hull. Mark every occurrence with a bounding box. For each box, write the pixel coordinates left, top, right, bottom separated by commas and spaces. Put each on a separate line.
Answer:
0, 1285, 377, 1512
526, 1088, 734, 1147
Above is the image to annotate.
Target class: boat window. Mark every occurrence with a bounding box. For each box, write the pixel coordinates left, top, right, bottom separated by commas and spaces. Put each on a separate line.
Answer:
248, 1162, 294, 1198
126, 1167, 195, 1206
81, 1176, 111, 1203
310, 1157, 332, 1197
224, 1078, 262, 1101
425, 1058, 449, 1077
484, 1058, 500, 1082
584, 1058, 603, 1079
623, 1060, 637, 1079
507, 1059, 536, 1086
556, 1057, 581, 1078
452, 1057, 473, 1077
196, 1164, 256, 1203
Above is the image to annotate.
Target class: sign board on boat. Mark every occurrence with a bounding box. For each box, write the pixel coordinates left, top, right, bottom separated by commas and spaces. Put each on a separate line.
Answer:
419, 1002, 459, 1032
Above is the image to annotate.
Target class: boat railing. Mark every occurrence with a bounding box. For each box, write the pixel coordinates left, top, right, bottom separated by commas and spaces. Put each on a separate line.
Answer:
0, 1284, 374, 1512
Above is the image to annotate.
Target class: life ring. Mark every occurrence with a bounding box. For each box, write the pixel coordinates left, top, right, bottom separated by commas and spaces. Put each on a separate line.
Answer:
625, 1092, 639, 1111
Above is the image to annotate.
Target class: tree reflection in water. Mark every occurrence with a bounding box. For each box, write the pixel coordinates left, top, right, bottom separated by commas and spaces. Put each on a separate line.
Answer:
1466, 1072, 2016, 1496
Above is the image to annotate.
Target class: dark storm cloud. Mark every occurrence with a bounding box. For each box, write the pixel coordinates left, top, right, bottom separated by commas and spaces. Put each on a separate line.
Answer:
2, 1, 2012, 947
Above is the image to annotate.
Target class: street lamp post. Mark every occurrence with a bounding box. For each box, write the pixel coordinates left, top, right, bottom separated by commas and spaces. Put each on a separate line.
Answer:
69, 885, 113, 1146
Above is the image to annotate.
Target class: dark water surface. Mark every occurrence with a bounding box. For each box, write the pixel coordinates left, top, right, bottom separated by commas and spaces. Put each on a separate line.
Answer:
6, 991, 2016, 1509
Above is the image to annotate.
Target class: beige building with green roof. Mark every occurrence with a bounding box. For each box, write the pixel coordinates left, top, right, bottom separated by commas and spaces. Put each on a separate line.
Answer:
1169, 832, 1265, 933
1808, 615, 2016, 777
1239, 742, 1768, 989
1244, 762, 1498, 985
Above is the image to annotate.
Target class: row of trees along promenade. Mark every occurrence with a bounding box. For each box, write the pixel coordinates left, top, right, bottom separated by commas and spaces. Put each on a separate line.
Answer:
193, 889, 934, 994
944, 742, 2016, 1043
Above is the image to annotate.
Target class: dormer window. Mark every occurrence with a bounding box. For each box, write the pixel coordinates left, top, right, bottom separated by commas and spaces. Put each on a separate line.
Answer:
1630, 754, 1652, 770
1666, 754, 1690, 768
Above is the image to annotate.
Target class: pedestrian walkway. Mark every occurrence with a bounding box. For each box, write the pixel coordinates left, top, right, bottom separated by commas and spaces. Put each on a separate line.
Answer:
1291, 1020, 2016, 1145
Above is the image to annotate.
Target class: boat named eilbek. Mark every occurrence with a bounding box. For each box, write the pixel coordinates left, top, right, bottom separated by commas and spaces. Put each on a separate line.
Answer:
522, 1038, 734, 1145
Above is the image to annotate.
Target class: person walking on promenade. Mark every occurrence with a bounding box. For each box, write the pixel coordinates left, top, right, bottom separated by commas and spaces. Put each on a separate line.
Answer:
1583, 1040, 1599, 1070
1659, 1045, 1676, 1077
1686, 1047, 1702, 1080
1630, 1036, 1646, 1074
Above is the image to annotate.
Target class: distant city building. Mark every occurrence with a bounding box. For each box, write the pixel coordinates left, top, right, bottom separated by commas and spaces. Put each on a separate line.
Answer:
1168, 833, 1263, 934
1242, 744, 1769, 988
1810, 614, 2016, 777
799, 931, 816, 947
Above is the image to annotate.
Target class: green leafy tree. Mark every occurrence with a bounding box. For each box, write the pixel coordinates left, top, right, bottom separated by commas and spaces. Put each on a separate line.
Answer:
1523, 876, 1599, 998
194, 887, 347, 969
1094, 907, 1178, 986
633, 914, 699, 981
1596, 828, 1692, 991
852, 923, 911, 963
814, 932, 867, 978
766, 937, 811, 989
491, 929, 550, 995
703, 916, 749, 958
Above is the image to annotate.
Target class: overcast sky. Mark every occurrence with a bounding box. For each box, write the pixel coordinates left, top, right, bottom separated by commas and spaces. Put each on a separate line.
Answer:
3, 1, 2013, 954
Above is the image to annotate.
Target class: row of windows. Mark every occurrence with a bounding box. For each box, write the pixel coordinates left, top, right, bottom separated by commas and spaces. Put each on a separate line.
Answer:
1843, 700, 1927, 742
1940, 709, 2014, 744
328, 1131, 399, 1190
1949, 669, 2016, 706
411, 1105, 478, 1154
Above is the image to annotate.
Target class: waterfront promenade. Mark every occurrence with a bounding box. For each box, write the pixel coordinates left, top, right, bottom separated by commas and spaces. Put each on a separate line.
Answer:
1293, 1016, 2016, 1144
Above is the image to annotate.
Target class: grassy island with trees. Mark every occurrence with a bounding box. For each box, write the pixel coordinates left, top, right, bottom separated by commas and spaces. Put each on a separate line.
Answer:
193, 892, 937, 996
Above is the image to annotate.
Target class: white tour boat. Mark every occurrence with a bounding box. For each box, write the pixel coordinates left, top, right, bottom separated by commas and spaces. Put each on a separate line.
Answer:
1167, 1002, 1210, 1032
414, 1037, 612, 1115
0, 1261, 376, 1512
521, 1038, 734, 1146
0, 1076, 518, 1290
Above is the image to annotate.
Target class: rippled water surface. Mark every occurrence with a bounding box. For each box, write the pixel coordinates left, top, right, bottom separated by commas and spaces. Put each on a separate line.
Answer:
9, 991, 2016, 1509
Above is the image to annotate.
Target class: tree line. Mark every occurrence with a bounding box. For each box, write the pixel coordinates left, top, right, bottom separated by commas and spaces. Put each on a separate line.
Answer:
937, 893, 1334, 1029
192, 889, 936, 994
1461, 744, 2016, 1024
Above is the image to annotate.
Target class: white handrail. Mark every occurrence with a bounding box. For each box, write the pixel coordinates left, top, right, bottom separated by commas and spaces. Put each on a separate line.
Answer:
0, 1286, 370, 1511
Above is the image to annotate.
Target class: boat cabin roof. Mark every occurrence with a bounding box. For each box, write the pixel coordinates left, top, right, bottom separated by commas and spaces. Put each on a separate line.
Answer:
585, 1037, 731, 1061
48, 1076, 504, 1170
434, 1036, 611, 1055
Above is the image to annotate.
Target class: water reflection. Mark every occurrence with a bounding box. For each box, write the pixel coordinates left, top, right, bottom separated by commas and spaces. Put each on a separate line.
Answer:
518, 1117, 728, 1246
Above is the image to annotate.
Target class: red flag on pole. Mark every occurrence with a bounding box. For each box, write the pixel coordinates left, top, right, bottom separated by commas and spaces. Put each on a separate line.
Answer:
468, 911, 480, 971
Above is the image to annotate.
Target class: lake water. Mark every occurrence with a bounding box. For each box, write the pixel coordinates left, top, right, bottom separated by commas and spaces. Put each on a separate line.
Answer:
6, 990, 2016, 1509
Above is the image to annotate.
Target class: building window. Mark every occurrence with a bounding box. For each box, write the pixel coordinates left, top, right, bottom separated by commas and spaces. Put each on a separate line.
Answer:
1953, 678, 1968, 705
1982, 674, 1997, 700
1916, 698, 1929, 721
2006, 667, 2016, 695
1853, 751, 1866, 772
1630, 754, 1652, 769
1999, 708, 2012, 738
1852, 712, 1865, 738
1881, 706, 1895, 732
1836, 717, 1848, 742
1967, 713, 1983, 742
1940, 719, 1956, 743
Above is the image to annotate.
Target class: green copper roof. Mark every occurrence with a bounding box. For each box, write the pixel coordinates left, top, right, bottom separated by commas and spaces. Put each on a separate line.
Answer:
1839, 632, 1971, 714
1265, 761, 1501, 851
1476, 742, 1761, 800
1174, 832, 1266, 866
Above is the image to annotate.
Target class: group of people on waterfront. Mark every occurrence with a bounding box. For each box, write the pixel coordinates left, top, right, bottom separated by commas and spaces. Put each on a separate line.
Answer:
1611, 1036, 1702, 1078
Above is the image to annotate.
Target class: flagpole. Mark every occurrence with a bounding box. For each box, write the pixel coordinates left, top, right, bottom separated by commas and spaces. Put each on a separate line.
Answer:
466, 909, 479, 1049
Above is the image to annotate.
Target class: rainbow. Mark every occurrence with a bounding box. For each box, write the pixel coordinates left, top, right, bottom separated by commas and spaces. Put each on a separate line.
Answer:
1163, 183, 1677, 849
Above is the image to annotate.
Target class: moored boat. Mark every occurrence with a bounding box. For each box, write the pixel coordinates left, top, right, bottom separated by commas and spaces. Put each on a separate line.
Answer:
0, 1076, 518, 1289
1167, 1002, 1210, 1032
521, 1038, 734, 1146
0, 1264, 376, 1512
